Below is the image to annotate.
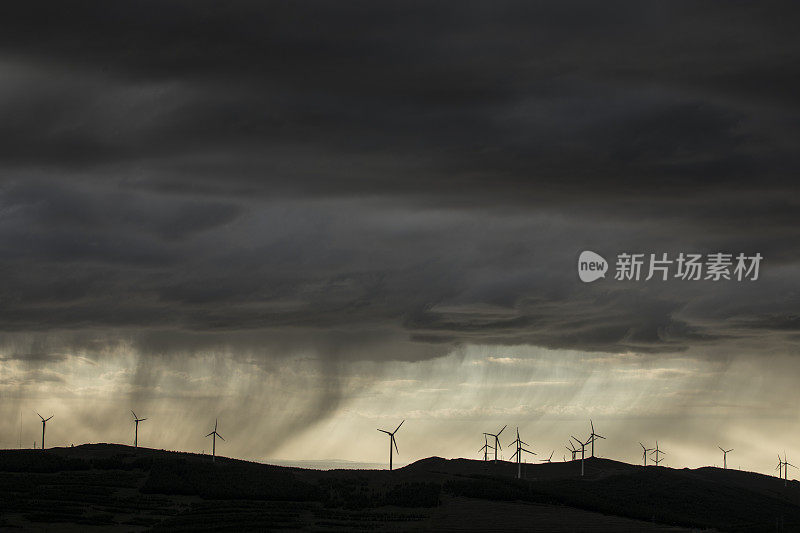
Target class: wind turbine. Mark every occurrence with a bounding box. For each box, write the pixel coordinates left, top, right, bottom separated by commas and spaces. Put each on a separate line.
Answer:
780, 452, 797, 487
131, 410, 147, 448
571, 435, 591, 476
718, 446, 733, 469
483, 425, 506, 463
205, 418, 225, 462
777, 454, 784, 480
588, 420, 606, 457
651, 441, 666, 466
36, 412, 53, 450
539, 450, 554, 463
377, 420, 404, 471
508, 427, 536, 478
639, 442, 653, 466
566, 442, 579, 461
478, 434, 495, 462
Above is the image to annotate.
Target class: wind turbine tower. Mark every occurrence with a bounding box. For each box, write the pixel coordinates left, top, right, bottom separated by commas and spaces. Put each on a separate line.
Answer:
651, 441, 666, 466
478, 434, 495, 461
377, 420, 404, 471
508, 427, 536, 478
588, 420, 606, 457
718, 446, 733, 469
779, 453, 797, 487
639, 442, 653, 466
36, 412, 53, 450
483, 425, 507, 463
205, 419, 225, 462
571, 435, 592, 476
131, 411, 147, 448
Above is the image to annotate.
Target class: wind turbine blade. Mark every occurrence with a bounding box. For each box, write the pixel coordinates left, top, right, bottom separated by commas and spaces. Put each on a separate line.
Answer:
595, 434, 606, 439
497, 425, 507, 437
590, 419, 594, 433
140, 418, 147, 422
215, 418, 218, 431
36, 411, 44, 421
394, 420, 405, 433
45, 416, 53, 421
131, 410, 137, 419
217, 433, 225, 441
392, 435, 398, 455
521, 448, 536, 455
510, 450, 518, 461
718, 446, 724, 452
377, 429, 391, 435
205, 432, 214, 437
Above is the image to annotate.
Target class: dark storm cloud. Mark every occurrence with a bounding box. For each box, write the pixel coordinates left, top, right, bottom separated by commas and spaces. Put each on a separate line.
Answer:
0, 1, 799, 362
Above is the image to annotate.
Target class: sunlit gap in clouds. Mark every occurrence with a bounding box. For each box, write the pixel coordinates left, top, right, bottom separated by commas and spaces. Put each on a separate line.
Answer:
2, 340, 797, 474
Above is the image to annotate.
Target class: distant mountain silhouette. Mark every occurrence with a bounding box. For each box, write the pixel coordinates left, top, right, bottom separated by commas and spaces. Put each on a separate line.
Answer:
1, 444, 798, 531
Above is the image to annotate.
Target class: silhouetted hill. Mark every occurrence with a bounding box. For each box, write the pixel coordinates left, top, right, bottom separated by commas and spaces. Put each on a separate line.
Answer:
2, 444, 799, 531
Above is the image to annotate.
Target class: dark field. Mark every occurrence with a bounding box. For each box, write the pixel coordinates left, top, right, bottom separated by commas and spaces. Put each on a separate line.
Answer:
1, 445, 798, 531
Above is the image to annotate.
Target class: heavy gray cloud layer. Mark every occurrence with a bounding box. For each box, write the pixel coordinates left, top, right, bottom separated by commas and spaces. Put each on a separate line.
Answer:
0, 1, 799, 365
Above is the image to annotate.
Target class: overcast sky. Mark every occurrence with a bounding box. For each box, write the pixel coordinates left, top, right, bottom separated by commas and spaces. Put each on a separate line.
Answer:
1, 1, 799, 473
